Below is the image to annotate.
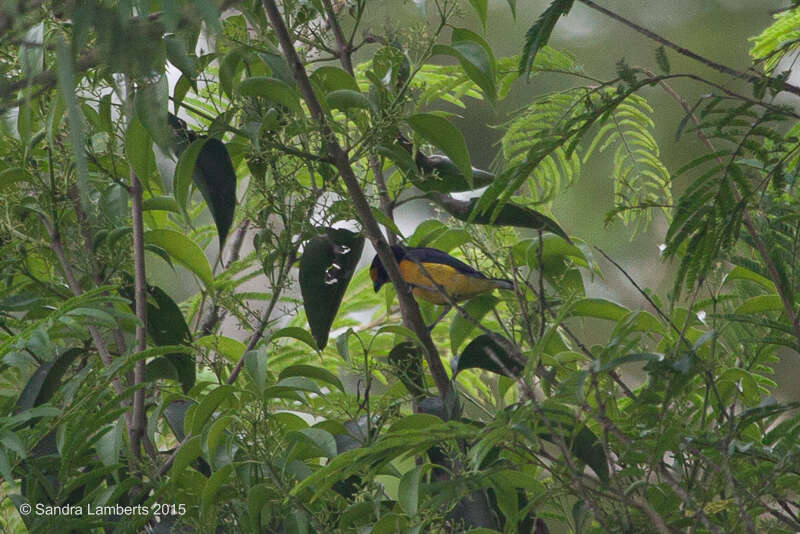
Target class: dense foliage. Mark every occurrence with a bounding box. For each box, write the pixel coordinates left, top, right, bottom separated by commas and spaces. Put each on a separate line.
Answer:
0, 1, 799, 533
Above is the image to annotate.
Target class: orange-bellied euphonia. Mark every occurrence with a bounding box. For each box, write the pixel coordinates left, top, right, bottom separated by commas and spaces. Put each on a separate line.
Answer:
370, 245, 513, 306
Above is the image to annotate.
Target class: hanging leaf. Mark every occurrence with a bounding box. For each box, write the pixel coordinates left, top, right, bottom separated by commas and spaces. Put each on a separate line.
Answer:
145, 229, 214, 289
519, 0, 575, 79
435, 196, 570, 241
407, 113, 472, 185
135, 74, 170, 150
16, 348, 84, 413
413, 154, 495, 193
454, 334, 524, 377
299, 229, 365, 349
119, 282, 195, 392
238, 76, 302, 113
191, 138, 237, 247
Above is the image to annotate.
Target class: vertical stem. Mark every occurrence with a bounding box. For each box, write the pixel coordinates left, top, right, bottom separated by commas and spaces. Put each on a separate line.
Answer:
129, 166, 147, 459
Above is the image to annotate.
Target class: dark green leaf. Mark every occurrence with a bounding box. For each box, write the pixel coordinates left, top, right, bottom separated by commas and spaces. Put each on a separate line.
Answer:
407, 113, 472, 185
454, 334, 523, 377
16, 348, 84, 413
438, 196, 570, 240
299, 229, 366, 349
326, 89, 371, 111
519, 0, 575, 79
191, 138, 237, 246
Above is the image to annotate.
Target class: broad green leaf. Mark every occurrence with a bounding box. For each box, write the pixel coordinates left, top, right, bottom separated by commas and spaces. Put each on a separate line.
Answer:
142, 195, 179, 213
164, 34, 196, 78
269, 327, 318, 351
144, 229, 214, 289
439, 197, 569, 240
288, 428, 338, 459
173, 137, 207, 215
196, 335, 244, 363
398, 465, 423, 516
414, 154, 495, 193
326, 89, 370, 111
735, 295, 783, 314
568, 298, 628, 321
238, 77, 302, 113
247, 484, 275, 530
191, 385, 235, 435
279, 365, 344, 392
454, 334, 523, 377
723, 265, 776, 292
244, 350, 268, 392
407, 113, 471, 185
135, 74, 170, 150
299, 229, 366, 349
310, 66, 359, 92
190, 138, 237, 246
169, 435, 202, 476
201, 464, 233, 518
16, 348, 84, 413
119, 282, 195, 392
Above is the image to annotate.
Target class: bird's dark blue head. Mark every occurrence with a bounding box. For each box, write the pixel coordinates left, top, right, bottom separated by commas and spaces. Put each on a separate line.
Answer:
369, 245, 406, 292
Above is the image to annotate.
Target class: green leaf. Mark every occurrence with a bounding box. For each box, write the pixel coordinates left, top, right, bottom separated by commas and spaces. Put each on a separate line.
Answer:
247, 484, 275, 531
121, 283, 195, 392
135, 74, 170, 150
269, 327, 318, 351
723, 266, 776, 292
288, 428, 338, 459
467, 0, 488, 31
371, 207, 404, 237
326, 89, 371, 111
238, 77, 302, 113
191, 385, 235, 435
201, 464, 233, 519
142, 195, 179, 213
310, 66, 359, 92
16, 348, 84, 413
165, 34, 196, 78
519, 0, 575, 79
56, 40, 89, 212
145, 229, 214, 290
170, 435, 202, 476
244, 350, 268, 392
568, 298, 628, 321
454, 334, 523, 377
414, 155, 495, 193
196, 335, 244, 363
407, 113, 472, 185
279, 365, 344, 392
174, 137, 209, 215
299, 229, 366, 349
190, 138, 237, 246
439, 197, 570, 240
398, 465, 424, 516
735, 295, 783, 314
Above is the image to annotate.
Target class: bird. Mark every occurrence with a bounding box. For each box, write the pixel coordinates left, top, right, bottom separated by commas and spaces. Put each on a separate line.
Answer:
370, 245, 513, 328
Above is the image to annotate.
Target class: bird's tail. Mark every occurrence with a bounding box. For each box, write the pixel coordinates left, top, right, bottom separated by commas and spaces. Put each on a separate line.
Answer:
490, 278, 514, 290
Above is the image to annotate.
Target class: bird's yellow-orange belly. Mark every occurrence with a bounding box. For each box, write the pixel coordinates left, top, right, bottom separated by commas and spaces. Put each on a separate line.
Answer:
399, 260, 497, 304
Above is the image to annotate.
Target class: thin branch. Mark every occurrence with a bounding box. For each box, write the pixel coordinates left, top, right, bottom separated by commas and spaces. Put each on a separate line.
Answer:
577, 0, 800, 99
